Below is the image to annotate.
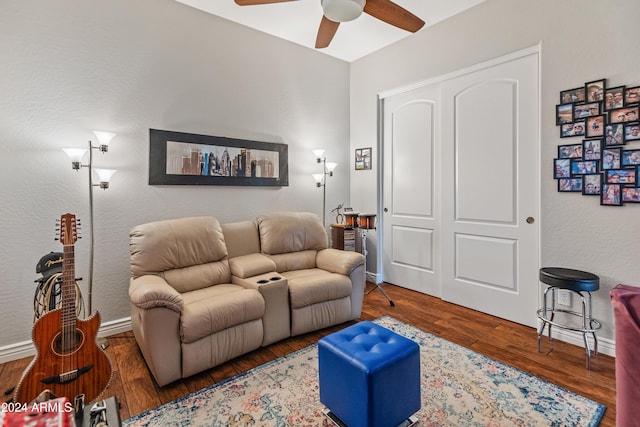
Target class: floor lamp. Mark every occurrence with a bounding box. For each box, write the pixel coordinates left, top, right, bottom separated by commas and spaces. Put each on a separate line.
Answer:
63, 131, 117, 326
312, 149, 337, 226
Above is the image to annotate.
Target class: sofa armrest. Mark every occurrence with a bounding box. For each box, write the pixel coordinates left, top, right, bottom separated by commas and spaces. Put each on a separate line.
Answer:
129, 275, 184, 313
229, 253, 277, 279
317, 248, 365, 275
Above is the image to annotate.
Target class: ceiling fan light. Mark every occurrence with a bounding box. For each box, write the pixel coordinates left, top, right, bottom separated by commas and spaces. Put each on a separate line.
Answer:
322, 0, 365, 23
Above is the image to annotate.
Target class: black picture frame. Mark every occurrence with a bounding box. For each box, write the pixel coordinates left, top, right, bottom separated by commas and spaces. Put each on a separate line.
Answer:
602, 147, 622, 170
624, 86, 640, 105
558, 177, 582, 192
585, 115, 605, 138
354, 147, 372, 170
574, 102, 601, 120
604, 168, 636, 185
582, 138, 602, 160
601, 184, 622, 206
554, 158, 571, 179
604, 86, 625, 111
585, 79, 606, 102
582, 174, 601, 196
556, 103, 574, 125
560, 121, 585, 138
570, 159, 599, 176
622, 186, 640, 203
604, 123, 625, 146
623, 122, 640, 142
148, 129, 289, 186
558, 143, 583, 159
560, 87, 585, 103
622, 149, 640, 166
609, 105, 639, 123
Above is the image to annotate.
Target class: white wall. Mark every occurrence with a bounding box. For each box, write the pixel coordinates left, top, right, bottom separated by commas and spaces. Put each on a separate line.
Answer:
0, 0, 350, 349
350, 0, 640, 343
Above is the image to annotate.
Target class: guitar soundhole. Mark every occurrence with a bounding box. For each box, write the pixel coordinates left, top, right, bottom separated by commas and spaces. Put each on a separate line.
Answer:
52, 330, 85, 356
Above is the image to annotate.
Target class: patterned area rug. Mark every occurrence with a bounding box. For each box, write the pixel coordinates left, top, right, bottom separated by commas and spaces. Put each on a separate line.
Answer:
124, 316, 605, 426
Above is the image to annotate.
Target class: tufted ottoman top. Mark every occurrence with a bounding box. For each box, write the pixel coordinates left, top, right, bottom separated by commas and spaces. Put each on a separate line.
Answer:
319, 321, 418, 372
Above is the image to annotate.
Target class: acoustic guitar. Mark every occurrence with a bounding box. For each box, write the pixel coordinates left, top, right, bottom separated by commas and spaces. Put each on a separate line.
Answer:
13, 213, 112, 404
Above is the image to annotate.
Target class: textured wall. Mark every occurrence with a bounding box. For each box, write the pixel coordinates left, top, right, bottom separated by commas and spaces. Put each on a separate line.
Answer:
0, 0, 350, 348
350, 0, 640, 342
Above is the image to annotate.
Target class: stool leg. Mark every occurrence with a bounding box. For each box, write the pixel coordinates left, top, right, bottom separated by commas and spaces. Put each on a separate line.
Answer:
587, 291, 599, 357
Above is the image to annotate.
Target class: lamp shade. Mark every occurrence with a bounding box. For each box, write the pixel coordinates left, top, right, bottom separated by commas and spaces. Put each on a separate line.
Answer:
312, 149, 325, 162
94, 168, 117, 189
321, 0, 365, 22
312, 173, 324, 187
326, 162, 338, 174
93, 130, 116, 151
63, 148, 88, 170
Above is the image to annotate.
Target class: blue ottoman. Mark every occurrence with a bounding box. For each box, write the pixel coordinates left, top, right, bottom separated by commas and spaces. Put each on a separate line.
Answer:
318, 321, 420, 427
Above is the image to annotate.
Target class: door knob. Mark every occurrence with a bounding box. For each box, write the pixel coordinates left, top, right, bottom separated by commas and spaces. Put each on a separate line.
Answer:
384, 208, 388, 212
526, 217, 535, 224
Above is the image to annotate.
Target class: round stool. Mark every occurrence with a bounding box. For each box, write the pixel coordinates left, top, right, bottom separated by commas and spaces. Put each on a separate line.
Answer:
537, 267, 601, 369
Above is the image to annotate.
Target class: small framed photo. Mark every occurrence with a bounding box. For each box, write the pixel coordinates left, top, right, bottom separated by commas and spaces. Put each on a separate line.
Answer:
561, 87, 585, 103
574, 102, 601, 120
561, 121, 585, 138
604, 123, 625, 146
604, 168, 636, 185
622, 149, 640, 166
624, 86, 640, 105
622, 187, 640, 203
558, 143, 583, 159
571, 159, 599, 175
582, 174, 601, 195
585, 79, 606, 102
556, 103, 574, 125
604, 86, 625, 110
609, 106, 639, 123
558, 177, 582, 192
355, 147, 372, 170
601, 184, 622, 206
585, 115, 605, 138
582, 138, 601, 160
624, 122, 640, 142
554, 158, 571, 178
602, 147, 622, 170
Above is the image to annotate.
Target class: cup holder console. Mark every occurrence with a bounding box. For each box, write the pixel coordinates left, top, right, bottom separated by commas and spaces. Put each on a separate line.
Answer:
253, 274, 285, 286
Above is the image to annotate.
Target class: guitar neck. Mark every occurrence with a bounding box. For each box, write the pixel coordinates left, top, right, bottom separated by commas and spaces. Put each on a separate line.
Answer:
61, 243, 77, 333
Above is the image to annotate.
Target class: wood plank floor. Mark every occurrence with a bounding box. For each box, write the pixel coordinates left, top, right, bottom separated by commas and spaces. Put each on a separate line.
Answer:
1, 283, 616, 426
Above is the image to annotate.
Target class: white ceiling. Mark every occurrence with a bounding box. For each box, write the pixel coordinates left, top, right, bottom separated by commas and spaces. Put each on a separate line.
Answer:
176, 0, 485, 62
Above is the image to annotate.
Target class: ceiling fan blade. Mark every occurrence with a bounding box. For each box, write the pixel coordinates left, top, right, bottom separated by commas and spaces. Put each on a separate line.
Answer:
235, 0, 296, 5
315, 16, 340, 48
363, 0, 425, 32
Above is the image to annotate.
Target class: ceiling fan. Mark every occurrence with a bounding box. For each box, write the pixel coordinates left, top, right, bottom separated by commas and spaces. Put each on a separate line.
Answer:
234, 0, 425, 49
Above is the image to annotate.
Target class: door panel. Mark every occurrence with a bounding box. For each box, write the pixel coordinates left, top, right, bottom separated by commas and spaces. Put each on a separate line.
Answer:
441, 51, 539, 327
382, 87, 440, 296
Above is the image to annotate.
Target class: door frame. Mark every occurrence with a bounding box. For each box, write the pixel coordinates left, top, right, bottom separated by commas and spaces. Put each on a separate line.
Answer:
376, 44, 542, 302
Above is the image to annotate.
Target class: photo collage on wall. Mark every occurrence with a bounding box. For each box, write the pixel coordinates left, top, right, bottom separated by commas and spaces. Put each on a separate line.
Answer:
555, 78, 640, 206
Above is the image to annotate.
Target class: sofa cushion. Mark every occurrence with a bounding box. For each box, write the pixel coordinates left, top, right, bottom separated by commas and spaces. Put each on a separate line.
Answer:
284, 269, 352, 309
162, 260, 231, 294
257, 212, 328, 255
130, 216, 228, 279
268, 250, 317, 272
180, 284, 265, 343
229, 253, 277, 279
222, 220, 261, 258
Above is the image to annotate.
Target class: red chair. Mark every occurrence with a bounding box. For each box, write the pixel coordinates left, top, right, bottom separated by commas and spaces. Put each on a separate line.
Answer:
610, 284, 640, 427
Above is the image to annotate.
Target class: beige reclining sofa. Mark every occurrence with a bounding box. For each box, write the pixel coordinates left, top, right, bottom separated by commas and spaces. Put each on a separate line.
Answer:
129, 212, 366, 386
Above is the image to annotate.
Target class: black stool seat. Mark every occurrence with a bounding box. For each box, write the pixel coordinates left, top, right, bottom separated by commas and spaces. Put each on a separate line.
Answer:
539, 267, 599, 292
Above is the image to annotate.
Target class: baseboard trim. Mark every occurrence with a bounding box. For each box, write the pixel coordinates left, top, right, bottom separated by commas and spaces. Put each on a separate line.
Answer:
0, 317, 132, 364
